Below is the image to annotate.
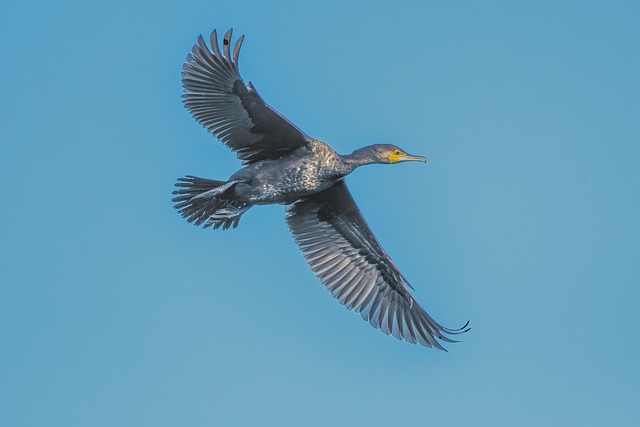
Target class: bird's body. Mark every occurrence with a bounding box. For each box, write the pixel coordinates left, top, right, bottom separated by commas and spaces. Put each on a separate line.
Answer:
230, 140, 348, 205
173, 29, 469, 349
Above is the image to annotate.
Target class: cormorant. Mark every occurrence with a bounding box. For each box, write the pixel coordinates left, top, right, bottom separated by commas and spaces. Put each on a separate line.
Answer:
173, 29, 469, 349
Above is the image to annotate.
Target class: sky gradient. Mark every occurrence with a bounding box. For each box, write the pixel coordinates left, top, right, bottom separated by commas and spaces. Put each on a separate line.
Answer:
1, 1, 639, 426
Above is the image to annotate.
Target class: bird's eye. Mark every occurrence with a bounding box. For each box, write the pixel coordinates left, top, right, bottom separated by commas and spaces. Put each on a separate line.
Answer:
394, 150, 401, 155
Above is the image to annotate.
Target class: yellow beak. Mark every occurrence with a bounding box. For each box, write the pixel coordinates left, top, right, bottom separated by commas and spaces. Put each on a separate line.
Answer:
390, 153, 427, 163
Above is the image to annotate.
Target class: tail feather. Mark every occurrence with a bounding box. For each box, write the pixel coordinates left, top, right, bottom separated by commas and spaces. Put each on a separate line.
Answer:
173, 176, 226, 207
174, 175, 226, 195
172, 175, 248, 230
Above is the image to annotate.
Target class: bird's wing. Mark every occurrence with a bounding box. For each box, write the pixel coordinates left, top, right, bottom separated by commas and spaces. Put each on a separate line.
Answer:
286, 180, 469, 349
182, 29, 312, 164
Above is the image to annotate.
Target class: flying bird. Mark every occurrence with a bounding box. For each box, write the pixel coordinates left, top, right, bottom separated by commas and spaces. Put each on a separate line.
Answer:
173, 29, 469, 349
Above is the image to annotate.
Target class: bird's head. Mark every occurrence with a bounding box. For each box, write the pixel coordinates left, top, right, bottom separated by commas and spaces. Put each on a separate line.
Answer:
351, 144, 427, 165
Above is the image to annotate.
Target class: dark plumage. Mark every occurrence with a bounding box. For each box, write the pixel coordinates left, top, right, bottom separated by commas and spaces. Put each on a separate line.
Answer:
173, 29, 469, 349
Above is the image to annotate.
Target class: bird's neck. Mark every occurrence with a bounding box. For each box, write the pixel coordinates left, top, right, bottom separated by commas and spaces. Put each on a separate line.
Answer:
340, 149, 379, 171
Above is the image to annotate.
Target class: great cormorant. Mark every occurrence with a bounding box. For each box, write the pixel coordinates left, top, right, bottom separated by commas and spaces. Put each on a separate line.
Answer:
173, 29, 469, 349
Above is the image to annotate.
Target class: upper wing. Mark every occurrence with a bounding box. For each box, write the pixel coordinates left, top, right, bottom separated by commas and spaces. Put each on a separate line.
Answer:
286, 181, 469, 349
182, 29, 312, 164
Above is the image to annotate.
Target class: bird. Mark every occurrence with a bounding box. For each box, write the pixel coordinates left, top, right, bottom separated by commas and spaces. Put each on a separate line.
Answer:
173, 29, 469, 349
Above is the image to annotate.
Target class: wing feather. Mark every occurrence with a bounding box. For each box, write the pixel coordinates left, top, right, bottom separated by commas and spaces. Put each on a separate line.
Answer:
286, 181, 469, 349
182, 29, 312, 164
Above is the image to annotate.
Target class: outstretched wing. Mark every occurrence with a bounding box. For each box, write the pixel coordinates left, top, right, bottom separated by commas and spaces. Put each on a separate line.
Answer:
286, 181, 469, 349
182, 29, 312, 164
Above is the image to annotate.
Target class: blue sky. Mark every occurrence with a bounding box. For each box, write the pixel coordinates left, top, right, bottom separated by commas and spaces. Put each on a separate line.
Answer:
1, 1, 639, 426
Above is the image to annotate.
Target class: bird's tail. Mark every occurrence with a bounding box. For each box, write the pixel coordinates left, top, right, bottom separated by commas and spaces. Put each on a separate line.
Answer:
172, 176, 250, 230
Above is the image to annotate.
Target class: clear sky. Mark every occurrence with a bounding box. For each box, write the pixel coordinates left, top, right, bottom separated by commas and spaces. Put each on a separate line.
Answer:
1, 1, 639, 426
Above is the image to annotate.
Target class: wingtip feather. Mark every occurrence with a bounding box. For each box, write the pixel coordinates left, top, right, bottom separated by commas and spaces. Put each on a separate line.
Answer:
233, 35, 245, 66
